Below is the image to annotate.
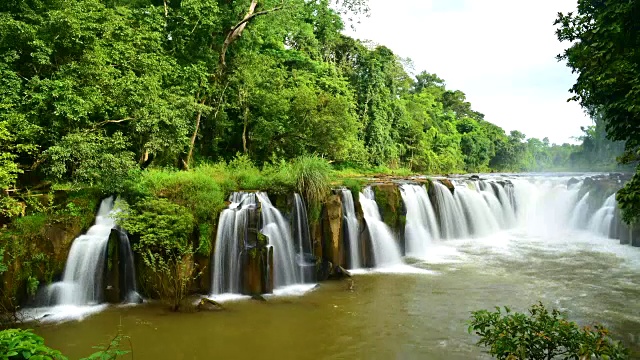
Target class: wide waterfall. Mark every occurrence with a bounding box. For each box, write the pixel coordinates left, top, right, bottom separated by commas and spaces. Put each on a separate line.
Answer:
400, 184, 439, 259
256, 192, 302, 288
359, 187, 403, 268
211, 193, 256, 296
44, 197, 116, 306
341, 189, 361, 269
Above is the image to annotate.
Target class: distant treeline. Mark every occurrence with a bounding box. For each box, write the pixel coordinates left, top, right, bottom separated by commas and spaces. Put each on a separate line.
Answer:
0, 0, 626, 215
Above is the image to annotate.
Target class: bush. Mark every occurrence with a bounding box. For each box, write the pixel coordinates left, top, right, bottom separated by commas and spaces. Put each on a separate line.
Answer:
469, 302, 629, 360
292, 155, 332, 221
119, 198, 196, 311
0, 328, 66, 360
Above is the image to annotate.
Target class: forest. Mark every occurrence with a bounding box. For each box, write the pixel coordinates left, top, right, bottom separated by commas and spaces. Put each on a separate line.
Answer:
0, 0, 627, 219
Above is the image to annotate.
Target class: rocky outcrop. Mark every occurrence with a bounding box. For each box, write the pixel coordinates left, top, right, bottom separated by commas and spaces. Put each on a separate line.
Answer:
371, 184, 406, 253
322, 194, 343, 267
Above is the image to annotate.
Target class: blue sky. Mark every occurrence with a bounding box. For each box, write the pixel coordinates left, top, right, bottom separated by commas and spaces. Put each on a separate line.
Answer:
344, 0, 591, 144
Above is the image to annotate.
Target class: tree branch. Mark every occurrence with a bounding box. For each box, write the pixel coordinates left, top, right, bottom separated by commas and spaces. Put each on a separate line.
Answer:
219, 1, 284, 67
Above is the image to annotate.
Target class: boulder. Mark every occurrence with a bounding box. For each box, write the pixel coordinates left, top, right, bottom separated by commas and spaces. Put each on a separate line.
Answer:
197, 298, 224, 311
567, 177, 580, 188
322, 194, 344, 267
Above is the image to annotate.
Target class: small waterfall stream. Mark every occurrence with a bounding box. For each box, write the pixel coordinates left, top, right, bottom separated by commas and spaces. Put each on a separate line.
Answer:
256, 192, 301, 288
359, 187, 403, 268
211, 193, 256, 295
292, 193, 315, 283
114, 228, 140, 303
341, 189, 361, 269
44, 198, 116, 306
589, 194, 617, 237
400, 184, 439, 259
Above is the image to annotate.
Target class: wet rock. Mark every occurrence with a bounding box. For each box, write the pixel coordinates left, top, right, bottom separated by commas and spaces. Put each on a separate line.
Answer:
197, 298, 224, 311
469, 175, 481, 180
329, 266, 352, 280
322, 194, 344, 267
437, 179, 455, 194
251, 294, 267, 302
567, 177, 580, 188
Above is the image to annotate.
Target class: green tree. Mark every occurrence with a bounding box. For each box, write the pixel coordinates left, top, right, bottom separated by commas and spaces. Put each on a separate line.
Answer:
469, 303, 629, 360
556, 0, 640, 223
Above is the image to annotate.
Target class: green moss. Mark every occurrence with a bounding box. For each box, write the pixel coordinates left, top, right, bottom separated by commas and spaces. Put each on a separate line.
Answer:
340, 178, 367, 195
257, 232, 268, 246
372, 185, 402, 229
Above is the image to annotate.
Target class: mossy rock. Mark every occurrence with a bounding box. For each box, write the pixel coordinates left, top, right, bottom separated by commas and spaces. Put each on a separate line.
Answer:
371, 184, 404, 230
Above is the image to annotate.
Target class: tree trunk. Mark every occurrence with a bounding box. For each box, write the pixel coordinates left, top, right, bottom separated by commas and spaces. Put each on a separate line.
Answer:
186, 98, 207, 169
242, 106, 249, 154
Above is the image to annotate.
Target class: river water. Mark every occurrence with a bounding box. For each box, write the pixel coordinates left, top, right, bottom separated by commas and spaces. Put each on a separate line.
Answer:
33, 228, 640, 359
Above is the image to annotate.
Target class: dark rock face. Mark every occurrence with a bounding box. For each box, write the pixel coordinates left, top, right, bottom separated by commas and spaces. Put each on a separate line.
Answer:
322, 194, 344, 268
371, 184, 406, 253
437, 179, 455, 194
567, 177, 580, 188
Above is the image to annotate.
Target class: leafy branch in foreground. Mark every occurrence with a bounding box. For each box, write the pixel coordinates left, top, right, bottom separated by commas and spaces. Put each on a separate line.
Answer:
468, 302, 629, 360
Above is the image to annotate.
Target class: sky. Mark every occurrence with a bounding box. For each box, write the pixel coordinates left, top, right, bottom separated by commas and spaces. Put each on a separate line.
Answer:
344, 0, 591, 144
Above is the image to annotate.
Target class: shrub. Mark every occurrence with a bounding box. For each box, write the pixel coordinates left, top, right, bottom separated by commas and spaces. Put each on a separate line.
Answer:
119, 198, 196, 311
292, 155, 331, 221
469, 302, 629, 360
0, 328, 67, 360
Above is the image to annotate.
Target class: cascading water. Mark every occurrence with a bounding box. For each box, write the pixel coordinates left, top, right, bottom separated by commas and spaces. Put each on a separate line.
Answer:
432, 182, 470, 239
256, 192, 301, 288
44, 198, 116, 306
400, 184, 439, 259
589, 194, 617, 237
114, 228, 141, 303
452, 183, 501, 237
569, 192, 591, 229
341, 189, 361, 269
211, 193, 256, 295
292, 193, 315, 283
359, 187, 403, 268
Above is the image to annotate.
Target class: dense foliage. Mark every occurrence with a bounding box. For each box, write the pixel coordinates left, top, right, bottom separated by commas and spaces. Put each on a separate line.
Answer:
469, 303, 629, 359
556, 0, 640, 224
0, 328, 129, 360
0, 0, 620, 213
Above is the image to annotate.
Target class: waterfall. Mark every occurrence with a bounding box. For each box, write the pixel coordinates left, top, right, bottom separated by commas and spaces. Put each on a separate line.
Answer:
256, 192, 301, 288
341, 189, 361, 269
589, 194, 617, 237
114, 228, 141, 303
292, 193, 315, 283
359, 187, 403, 268
45, 197, 116, 305
211, 193, 256, 295
453, 183, 501, 237
432, 182, 469, 239
569, 192, 591, 229
400, 184, 439, 259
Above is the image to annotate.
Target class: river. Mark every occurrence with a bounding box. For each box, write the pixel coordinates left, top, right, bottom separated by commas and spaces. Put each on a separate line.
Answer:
29, 174, 640, 359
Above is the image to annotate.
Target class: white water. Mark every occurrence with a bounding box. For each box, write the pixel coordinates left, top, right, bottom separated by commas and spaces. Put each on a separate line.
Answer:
211, 193, 256, 296
293, 193, 314, 283
400, 184, 439, 259
256, 192, 302, 288
50, 198, 116, 305
341, 189, 361, 269
359, 188, 403, 268
589, 194, 617, 237
432, 182, 469, 239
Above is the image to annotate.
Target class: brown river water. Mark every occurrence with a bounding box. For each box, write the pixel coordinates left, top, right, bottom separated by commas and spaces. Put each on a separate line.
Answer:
31, 231, 640, 359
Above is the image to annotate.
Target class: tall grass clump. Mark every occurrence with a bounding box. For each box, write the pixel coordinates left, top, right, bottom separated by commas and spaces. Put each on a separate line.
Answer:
292, 155, 331, 221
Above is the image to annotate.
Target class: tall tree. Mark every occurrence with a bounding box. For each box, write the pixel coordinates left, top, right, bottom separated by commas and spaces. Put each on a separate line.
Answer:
556, 0, 640, 223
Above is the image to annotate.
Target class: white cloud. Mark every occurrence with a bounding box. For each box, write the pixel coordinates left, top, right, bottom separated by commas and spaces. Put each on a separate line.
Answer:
344, 0, 591, 144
